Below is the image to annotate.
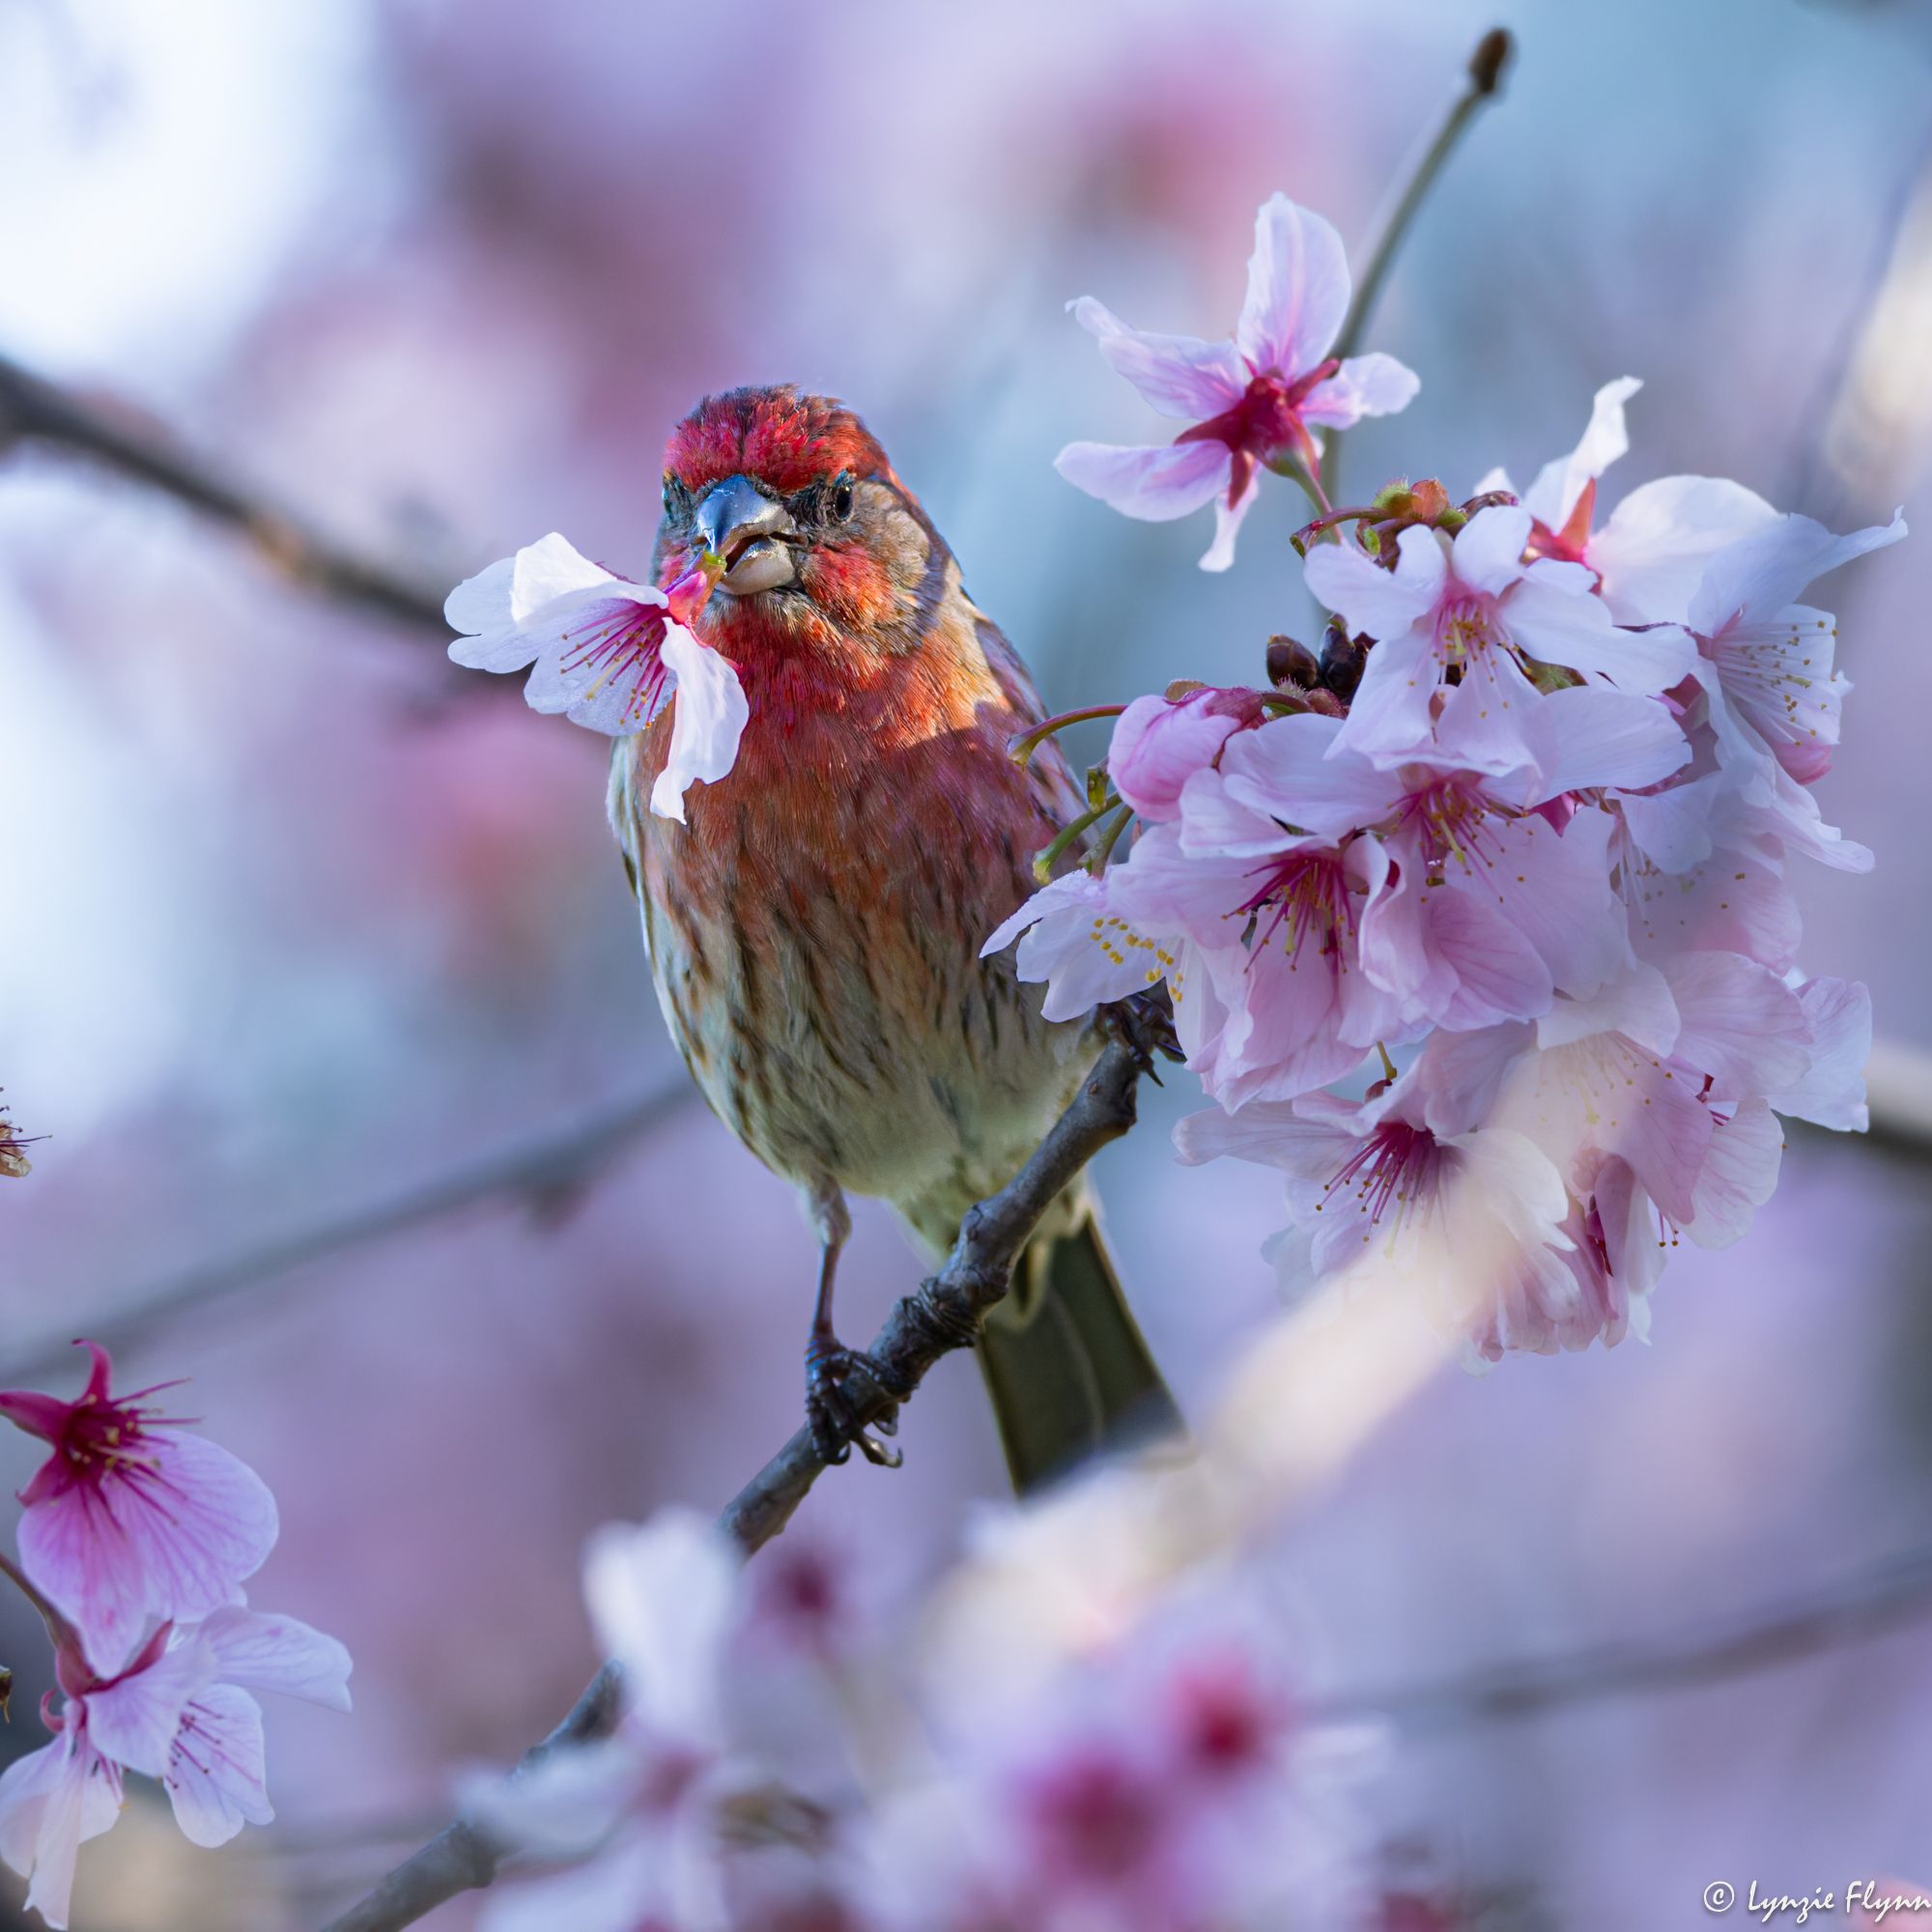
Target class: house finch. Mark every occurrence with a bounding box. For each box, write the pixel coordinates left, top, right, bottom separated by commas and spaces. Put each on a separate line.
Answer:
609, 384, 1178, 1490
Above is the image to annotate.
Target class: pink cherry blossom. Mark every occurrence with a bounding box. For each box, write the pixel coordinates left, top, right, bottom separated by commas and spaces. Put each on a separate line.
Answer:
469, 1510, 751, 1932
1108, 686, 1265, 821
1057, 194, 1419, 571
1175, 1064, 1576, 1357
0, 1343, 278, 1678
446, 533, 745, 821
1686, 508, 1906, 789
1482, 376, 1779, 624
1306, 503, 1697, 770
980, 864, 1235, 1077
1212, 701, 1686, 1031
1118, 809, 1406, 1107
0, 1607, 350, 1929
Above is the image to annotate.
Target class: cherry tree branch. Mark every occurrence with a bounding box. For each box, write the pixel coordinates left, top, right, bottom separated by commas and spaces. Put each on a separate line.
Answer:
1320, 28, 1513, 498
318, 1031, 1160, 1932
0, 350, 451, 635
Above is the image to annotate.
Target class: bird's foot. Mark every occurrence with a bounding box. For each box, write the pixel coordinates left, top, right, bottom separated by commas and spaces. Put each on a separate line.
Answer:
1098, 988, 1183, 1080
804, 1331, 904, 1469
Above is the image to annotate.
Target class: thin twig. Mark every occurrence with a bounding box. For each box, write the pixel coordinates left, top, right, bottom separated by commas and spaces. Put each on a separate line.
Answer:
0, 350, 451, 635
318, 1031, 1160, 1932
1315, 1543, 1932, 1734
0, 1081, 695, 1387
1320, 28, 1513, 499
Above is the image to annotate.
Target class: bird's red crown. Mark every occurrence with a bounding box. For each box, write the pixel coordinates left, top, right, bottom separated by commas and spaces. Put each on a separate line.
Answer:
663, 385, 895, 497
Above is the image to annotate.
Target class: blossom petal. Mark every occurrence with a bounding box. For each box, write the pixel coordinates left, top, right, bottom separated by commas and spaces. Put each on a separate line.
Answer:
1769, 977, 1870, 1131
1300, 353, 1420, 429
1055, 439, 1233, 522
1325, 629, 1439, 765
1506, 581, 1696, 694
1689, 510, 1906, 638
22, 1430, 279, 1678
1198, 468, 1261, 572
199, 1605, 354, 1714
1590, 474, 1779, 625
1111, 692, 1253, 822
1449, 505, 1533, 598
1236, 194, 1350, 377
1219, 712, 1399, 840
584, 1509, 743, 1752
85, 1642, 210, 1776
1305, 524, 1446, 640
983, 872, 1178, 1022
642, 625, 749, 818
1519, 687, 1690, 800
164, 1685, 271, 1847
444, 558, 531, 669
1663, 951, 1810, 1098
1521, 377, 1641, 530
1067, 297, 1245, 419
0, 1734, 118, 1931
1682, 1099, 1783, 1249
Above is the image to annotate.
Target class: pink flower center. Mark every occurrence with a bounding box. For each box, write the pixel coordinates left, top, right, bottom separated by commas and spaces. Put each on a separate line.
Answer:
1393, 775, 1505, 878
1238, 849, 1356, 963
1322, 1121, 1447, 1230
556, 604, 673, 727
1176, 359, 1340, 505
1432, 592, 1502, 668
1168, 1657, 1284, 1781
50, 1389, 159, 1489
1028, 1750, 1164, 1882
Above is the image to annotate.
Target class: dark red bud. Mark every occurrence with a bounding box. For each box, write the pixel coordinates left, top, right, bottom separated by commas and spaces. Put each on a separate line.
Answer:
1265, 636, 1321, 691
1469, 27, 1512, 98
1319, 620, 1367, 703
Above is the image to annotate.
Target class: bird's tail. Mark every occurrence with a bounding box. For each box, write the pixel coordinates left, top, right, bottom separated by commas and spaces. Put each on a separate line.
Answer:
975, 1203, 1183, 1494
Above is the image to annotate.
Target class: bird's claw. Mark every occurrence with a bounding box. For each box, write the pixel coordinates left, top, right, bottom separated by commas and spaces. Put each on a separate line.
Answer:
1099, 989, 1182, 1081
804, 1334, 904, 1469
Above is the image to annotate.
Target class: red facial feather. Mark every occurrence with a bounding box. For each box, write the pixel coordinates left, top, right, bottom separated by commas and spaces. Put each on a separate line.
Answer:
664, 385, 895, 497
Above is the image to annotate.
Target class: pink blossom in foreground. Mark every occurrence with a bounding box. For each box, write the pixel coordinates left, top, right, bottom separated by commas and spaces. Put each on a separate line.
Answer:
1479, 376, 1779, 625
0, 1607, 350, 1929
1308, 503, 1697, 770
1057, 194, 1419, 570
0, 1343, 277, 1677
1175, 1064, 1576, 1356
866, 1580, 1375, 1932
446, 534, 743, 820
470, 1510, 752, 1932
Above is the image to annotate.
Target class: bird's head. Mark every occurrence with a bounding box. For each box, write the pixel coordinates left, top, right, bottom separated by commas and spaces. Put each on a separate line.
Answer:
655, 386, 945, 661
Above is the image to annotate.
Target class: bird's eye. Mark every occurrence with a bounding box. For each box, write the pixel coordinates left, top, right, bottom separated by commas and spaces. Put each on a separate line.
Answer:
829, 471, 856, 521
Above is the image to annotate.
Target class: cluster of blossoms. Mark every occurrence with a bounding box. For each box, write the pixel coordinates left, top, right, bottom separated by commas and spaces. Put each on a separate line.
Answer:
0, 1343, 350, 1927
467, 1496, 1376, 1932
989, 193, 1902, 1362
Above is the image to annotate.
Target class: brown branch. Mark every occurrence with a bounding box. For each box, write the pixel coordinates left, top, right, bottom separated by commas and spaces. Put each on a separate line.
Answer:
0, 350, 452, 635
318, 1031, 1158, 1932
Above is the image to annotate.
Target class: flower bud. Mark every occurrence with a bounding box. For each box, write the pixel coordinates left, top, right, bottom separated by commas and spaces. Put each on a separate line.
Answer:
1265, 636, 1321, 691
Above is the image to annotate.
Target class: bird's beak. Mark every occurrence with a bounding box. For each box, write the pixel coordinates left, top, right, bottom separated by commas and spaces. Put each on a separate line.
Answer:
696, 474, 797, 595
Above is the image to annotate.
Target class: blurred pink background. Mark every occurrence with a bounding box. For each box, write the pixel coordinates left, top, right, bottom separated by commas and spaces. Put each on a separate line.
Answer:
3, 0, 1931, 1923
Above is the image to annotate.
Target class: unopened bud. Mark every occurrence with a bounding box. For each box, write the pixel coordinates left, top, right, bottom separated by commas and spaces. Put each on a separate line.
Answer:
1265, 636, 1321, 691
1319, 620, 1366, 703
1469, 27, 1512, 98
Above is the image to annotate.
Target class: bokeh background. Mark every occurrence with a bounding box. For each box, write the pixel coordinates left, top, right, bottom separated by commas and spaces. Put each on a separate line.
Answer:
4, 0, 1931, 1924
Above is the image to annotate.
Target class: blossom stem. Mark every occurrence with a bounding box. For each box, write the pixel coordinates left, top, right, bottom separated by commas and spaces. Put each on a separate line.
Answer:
0, 1550, 72, 1652
1087, 801, 1137, 872
1008, 705, 1127, 768
1034, 792, 1122, 883
1320, 26, 1513, 498
1266, 449, 1333, 519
